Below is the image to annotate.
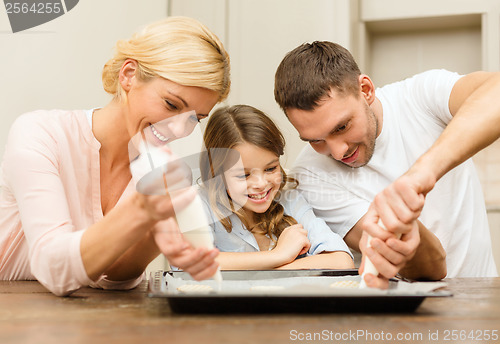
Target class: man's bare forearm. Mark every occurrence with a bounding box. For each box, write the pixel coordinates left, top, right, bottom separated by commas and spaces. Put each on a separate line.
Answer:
399, 221, 446, 281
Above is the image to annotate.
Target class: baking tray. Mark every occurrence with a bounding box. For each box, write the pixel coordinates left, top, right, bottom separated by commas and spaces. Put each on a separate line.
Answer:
148, 269, 452, 314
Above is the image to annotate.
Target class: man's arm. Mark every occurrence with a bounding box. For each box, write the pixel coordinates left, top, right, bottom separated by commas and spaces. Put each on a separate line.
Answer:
345, 209, 446, 282
374, 72, 500, 235
433, 71, 500, 180
361, 71, 500, 287
398, 221, 446, 280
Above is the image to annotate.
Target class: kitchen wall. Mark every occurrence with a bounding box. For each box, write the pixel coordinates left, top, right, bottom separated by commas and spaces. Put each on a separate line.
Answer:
0, 0, 168, 158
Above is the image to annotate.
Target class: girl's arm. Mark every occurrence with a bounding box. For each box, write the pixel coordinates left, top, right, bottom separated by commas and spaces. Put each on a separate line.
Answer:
216, 251, 289, 270
277, 251, 355, 270
283, 190, 354, 258
216, 224, 310, 270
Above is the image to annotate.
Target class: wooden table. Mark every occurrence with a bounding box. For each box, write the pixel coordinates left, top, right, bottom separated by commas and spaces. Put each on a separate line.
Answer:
0, 278, 499, 344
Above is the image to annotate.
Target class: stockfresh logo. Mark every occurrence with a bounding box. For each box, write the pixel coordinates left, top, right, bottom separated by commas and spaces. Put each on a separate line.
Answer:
3, 0, 79, 33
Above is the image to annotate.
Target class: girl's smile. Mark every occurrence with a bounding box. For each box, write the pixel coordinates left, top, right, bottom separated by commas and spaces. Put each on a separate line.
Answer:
246, 188, 273, 203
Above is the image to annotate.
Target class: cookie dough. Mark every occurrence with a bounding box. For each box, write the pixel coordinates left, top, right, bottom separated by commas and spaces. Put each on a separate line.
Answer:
329, 280, 360, 289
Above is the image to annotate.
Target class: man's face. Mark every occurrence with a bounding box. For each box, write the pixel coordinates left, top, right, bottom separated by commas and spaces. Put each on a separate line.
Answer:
287, 89, 379, 168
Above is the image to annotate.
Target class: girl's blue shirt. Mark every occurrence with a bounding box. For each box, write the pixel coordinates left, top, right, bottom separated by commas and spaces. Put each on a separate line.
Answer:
199, 188, 353, 257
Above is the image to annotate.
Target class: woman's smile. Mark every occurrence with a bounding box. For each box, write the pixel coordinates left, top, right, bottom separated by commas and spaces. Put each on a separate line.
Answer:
150, 124, 170, 143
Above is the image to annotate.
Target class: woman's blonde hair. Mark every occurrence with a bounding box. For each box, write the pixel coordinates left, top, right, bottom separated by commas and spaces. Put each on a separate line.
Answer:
200, 105, 298, 243
102, 16, 230, 101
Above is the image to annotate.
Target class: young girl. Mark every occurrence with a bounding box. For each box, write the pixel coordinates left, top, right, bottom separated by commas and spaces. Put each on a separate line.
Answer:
200, 105, 354, 270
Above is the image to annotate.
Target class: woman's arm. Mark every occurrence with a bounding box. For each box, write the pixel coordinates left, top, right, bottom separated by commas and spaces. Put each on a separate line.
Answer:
3, 112, 219, 296
82, 189, 221, 282
80, 186, 195, 280
80, 193, 157, 281
89, 214, 161, 283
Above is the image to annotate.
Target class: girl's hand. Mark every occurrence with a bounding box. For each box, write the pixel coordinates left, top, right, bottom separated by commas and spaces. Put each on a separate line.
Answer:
153, 218, 220, 280
273, 224, 311, 264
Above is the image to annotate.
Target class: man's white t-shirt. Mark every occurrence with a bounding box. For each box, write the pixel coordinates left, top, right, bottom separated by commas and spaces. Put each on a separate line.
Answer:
292, 69, 498, 277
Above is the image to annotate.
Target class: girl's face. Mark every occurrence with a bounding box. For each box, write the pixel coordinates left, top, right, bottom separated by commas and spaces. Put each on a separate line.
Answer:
224, 142, 283, 217
125, 73, 219, 147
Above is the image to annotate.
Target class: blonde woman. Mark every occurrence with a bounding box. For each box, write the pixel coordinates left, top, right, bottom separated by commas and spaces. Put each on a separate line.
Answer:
200, 105, 354, 270
0, 17, 230, 296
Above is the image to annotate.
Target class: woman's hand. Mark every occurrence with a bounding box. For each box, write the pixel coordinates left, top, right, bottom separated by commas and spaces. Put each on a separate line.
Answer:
133, 151, 219, 280
153, 218, 220, 280
135, 156, 196, 222
272, 224, 311, 264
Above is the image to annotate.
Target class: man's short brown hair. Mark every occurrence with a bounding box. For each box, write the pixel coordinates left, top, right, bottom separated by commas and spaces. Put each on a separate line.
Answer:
274, 41, 361, 112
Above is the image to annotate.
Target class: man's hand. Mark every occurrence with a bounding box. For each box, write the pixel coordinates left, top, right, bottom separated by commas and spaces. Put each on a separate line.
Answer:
372, 171, 429, 237
358, 204, 420, 288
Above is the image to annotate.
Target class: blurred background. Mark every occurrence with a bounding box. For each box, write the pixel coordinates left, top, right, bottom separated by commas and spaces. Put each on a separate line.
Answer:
1, 0, 499, 271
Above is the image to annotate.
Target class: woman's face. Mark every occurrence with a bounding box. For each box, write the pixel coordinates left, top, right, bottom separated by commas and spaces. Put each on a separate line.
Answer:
223, 142, 282, 217
125, 76, 219, 147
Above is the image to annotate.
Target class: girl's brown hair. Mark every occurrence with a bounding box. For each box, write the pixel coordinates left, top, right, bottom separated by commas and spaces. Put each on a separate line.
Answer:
200, 105, 297, 242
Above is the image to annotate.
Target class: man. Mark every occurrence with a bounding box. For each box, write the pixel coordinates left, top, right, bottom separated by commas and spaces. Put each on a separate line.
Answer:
274, 41, 498, 288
